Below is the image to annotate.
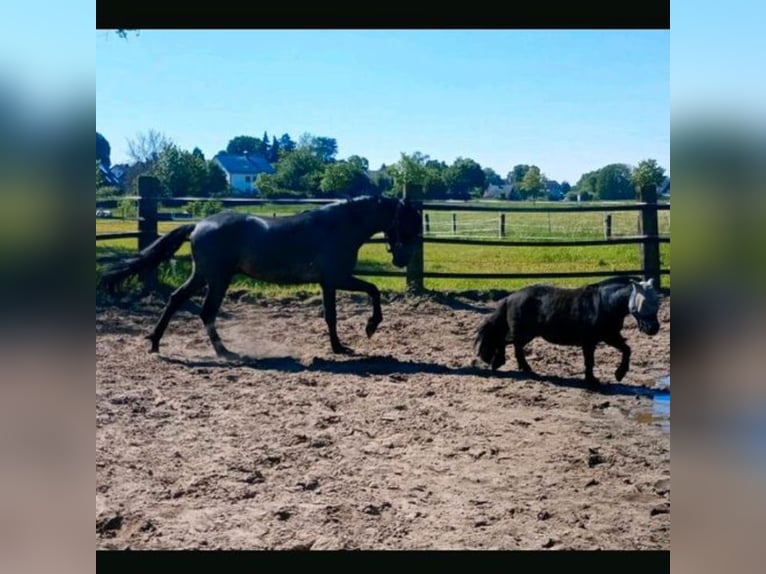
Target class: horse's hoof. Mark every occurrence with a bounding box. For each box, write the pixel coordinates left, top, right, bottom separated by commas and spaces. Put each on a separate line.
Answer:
365, 320, 380, 338
615, 369, 627, 382
585, 377, 601, 387
332, 344, 354, 355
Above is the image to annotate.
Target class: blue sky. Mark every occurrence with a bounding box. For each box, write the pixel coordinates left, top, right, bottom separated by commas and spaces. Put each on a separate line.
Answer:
97, 30, 669, 184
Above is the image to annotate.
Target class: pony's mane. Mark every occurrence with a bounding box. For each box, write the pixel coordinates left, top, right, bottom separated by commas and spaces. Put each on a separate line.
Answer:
588, 276, 642, 288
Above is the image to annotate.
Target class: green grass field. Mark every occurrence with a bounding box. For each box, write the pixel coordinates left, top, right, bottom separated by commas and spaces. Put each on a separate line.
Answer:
96, 201, 670, 296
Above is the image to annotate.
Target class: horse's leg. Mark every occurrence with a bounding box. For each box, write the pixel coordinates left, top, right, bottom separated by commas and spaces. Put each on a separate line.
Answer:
509, 330, 534, 374
335, 276, 382, 338
321, 284, 353, 354
513, 341, 533, 373
146, 268, 206, 353
582, 342, 599, 384
603, 334, 631, 382
200, 275, 236, 359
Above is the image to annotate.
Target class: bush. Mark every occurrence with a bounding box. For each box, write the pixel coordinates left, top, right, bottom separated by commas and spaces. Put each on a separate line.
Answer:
117, 198, 137, 219
97, 186, 123, 199
189, 199, 224, 218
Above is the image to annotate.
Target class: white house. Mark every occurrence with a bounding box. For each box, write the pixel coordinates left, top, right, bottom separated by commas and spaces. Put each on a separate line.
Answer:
213, 152, 275, 195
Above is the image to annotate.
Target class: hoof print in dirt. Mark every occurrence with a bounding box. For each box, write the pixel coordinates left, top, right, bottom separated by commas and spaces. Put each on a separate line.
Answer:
587, 448, 606, 467
362, 502, 391, 516
274, 508, 292, 521
297, 478, 320, 491
96, 512, 124, 537
650, 502, 670, 516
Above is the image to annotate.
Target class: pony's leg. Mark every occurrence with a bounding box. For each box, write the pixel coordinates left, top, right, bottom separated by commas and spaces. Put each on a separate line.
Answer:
336, 276, 382, 338
582, 343, 599, 384
321, 285, 353, 354
513, 342, 533, 373
200, 276, 236, 358
146, 269, 205, 353
603, 334, 631, 381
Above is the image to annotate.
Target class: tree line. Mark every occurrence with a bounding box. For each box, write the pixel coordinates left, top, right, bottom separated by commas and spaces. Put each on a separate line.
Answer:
96, 130, 666, 202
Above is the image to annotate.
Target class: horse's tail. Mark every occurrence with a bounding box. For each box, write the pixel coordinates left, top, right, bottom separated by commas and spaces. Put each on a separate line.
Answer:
98, 223, 196, 293
473, 296, 510, 353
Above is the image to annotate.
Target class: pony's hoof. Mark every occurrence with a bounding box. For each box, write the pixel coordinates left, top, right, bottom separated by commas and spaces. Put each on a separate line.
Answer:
365, 319, 380, 338
585, 377, 601, 387
615, 368, 628, 382
332, 344, 354, 355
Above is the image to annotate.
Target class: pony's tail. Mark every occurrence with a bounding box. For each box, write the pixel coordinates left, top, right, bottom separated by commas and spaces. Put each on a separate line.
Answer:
98, 223, 196, 293
473, 297, 510, 353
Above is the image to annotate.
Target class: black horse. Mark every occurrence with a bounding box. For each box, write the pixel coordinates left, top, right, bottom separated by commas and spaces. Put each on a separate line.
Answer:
473, 276, 662, 384
99, 195, 422, 358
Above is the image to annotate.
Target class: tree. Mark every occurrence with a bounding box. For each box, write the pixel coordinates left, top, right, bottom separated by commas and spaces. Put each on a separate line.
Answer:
299, 133, 338, 163
388, 152, 430, 196
423, 160, 449, 199
204, 161, 229, 196
126, 129, 172, 164
507, 164, 531, 185
257, 147, 325, 196
632, 159, 666, 189
97, 132, 111, 168
192, 147, 205, 161
278, 133, 296, 155
519, 165, 546, 202
268, 135, 280, 163
561, 181, 572, 194
575, 170, 598, 199
150, 145, 196, 197
262, 131, 270, 158
370, 169, 394, 196
483, 167, 503, 187
319, 159, 371, 197
226, 135, 266, 157
594, 163, 634, 200
445, 157, 486, 199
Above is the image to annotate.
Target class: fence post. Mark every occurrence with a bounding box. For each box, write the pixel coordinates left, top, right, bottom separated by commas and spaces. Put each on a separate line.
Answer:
424, 213, 430, 234
638, 184, 660, 289
604, 214, 612, 240
452, 212, 457, 235
499, 213, 506, 238
405, 183, 424, 294
137, 175, 160, 292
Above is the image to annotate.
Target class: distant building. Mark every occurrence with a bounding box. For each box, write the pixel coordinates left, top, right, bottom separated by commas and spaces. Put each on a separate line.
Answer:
97, 160, 121, 187
213, 152, 275, 195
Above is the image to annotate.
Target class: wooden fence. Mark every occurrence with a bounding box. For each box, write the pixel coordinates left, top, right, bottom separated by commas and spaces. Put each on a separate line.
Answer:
97, 176, 670, 293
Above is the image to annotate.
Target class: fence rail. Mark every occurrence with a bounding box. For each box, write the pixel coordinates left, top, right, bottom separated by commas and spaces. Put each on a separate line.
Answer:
97, 176, 670, 292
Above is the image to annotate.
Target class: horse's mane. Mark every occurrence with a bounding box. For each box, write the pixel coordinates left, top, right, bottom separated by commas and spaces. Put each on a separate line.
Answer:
587, 276, 642, 290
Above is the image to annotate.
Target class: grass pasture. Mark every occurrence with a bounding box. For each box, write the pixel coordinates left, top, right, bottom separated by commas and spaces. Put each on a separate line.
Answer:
96, 201, 670, 296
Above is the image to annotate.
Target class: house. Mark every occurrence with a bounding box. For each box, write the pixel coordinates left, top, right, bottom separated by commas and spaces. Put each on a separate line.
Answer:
483, 183, 516, 200
97, 160, 121, 187
213, 152, 275, 195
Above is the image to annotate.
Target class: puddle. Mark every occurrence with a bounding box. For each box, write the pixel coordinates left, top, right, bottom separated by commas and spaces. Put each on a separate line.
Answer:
635, 375, 670, 433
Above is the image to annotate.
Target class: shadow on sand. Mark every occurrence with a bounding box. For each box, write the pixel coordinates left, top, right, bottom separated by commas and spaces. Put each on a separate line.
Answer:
158, 352, 663, 398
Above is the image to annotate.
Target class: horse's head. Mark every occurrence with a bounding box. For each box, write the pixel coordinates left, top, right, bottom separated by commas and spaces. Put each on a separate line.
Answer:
629, 278, 661, 335
385, 198, 423, 268
473, 301, 509, 371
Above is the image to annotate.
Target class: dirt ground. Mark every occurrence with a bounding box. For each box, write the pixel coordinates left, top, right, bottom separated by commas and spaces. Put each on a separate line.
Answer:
96, 289, 670, 550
